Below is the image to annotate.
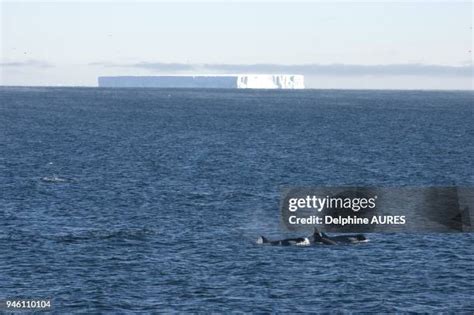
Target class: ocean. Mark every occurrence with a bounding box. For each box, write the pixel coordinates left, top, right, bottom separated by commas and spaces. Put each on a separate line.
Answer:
1, 87, 473, 312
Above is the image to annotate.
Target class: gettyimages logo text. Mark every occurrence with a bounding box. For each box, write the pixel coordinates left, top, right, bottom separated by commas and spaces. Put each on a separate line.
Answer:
281, 187, 473, 233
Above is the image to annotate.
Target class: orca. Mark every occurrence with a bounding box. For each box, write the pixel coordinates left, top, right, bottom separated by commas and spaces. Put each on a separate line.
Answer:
324, 233, 367, 244
256, 228, 367, 246
256, 235, 310, 246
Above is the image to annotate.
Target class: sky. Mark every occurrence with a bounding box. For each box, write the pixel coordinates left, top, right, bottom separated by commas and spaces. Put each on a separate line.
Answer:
1, 1, 472, 89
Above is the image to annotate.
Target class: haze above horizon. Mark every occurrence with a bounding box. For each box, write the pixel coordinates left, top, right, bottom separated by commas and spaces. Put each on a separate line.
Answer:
1, 1, 472, 89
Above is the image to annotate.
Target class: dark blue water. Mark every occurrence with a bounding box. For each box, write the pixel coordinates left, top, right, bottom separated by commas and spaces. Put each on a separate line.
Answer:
1, 87, 473, 313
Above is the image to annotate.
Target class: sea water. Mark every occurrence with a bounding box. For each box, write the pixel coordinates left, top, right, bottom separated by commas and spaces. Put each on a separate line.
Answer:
0, 87, 473, 312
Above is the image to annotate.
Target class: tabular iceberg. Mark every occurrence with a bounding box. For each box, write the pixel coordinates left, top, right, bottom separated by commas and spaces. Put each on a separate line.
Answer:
98, 75, 304, 89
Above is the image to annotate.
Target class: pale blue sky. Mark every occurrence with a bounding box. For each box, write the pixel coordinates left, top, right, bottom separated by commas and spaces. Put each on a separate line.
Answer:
1, 1, 472, 89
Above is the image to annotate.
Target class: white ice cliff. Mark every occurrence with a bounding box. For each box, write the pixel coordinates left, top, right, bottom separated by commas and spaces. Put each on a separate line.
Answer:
98, 75, 305, 89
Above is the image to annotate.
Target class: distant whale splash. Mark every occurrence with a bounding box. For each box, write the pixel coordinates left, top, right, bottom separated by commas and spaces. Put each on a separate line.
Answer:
41, 175, 67, 183
256, 227, 367, 246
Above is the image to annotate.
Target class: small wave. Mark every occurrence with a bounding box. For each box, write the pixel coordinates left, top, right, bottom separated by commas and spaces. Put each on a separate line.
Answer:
56, 228, 159, 244
41, 175, 68, 183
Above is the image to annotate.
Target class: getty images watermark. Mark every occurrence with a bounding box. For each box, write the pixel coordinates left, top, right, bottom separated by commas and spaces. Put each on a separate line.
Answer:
287, 194, 406, 226
281, 187, 473, 233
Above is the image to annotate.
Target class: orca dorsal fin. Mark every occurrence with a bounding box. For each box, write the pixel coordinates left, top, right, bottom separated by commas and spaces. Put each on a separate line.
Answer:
312, 227, 324, 241
313, 227, 323, 237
